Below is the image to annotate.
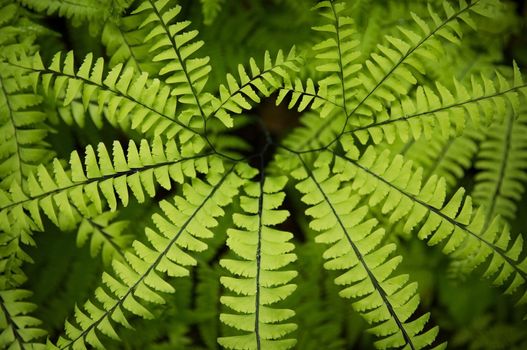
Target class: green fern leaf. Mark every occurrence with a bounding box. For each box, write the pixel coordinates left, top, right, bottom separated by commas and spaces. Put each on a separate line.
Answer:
218, 175, 297, 350
0, 6, 53, 190
11, 51, 203, 140
77, 210, 132, 265
2, 0, 527, 348
0, 137, 219, 232
0, 289, 46, 350
291, 154, 442, 349
16, 0, 130, 27
208, 48, 303, 129
311, 1, 361, 116
101, 5, 165, 76
345, 71, 527, 145
55, 163, 250, 349
473, 109, 527, 222
321, 145, 527, 314
283, 0, 501, 152
132, 0, 214, 124
399, 128, 482, 190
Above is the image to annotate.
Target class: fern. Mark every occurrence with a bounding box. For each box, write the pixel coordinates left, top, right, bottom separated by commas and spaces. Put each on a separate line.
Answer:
55, 163, 249, 349
472, 109, 527, 222
396, 128, 482, 191
219, 175, 297, 349
16, 0, 130, 28
101, 18, 152, 74
76, 210, 131, 265
0, 64, 51, 187
318, 145, 527, 298
1, 0, 527, 349
200, 0, 224, 26
0, 289, 46, 349
15, 51, 202, 138
291, 153, 442, 349
0, 3, 52, 190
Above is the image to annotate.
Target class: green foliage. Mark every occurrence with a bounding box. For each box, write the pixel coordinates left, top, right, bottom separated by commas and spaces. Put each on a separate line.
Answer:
291, 153, 443, 349
16, 0, 130, 28
0, 289, 46, 349
472, 109, 527, 221
1, 0, 527, 349
219, 175, 297, 350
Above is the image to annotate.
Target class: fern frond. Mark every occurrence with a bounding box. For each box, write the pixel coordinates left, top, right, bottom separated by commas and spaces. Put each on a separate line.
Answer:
448, 109, 527, 280
0, 2, 37, 56
0, 4, 52, 190
132, 0, 214, 123
77, 210, 132, 265
472, 109, 527, 222
207, 48, 302, 128
0, 60, 52, 190
201, 0, 224, 25
0, 137, 219, 235
344, 67, 527, 145
277, 77, 342, 117
102, 21, 144, 73
12, 51, 203, 140
0, 4, 52, 49
0, 289, 46, 349
310, 1, 361, 116
0, 0, 524, 347
291, 155, 441, 349
321, 145, 527, 313
344, 0, 490, 127
101, 9, 163, 75
275, 0, 360, 120
0, 136, 216, 329
218, 175, 297, 350
0, 232, 30, 290
54, 163, 251, 349
0, 241, 42, 350
284, 0, 496, 152
402, 128, 482, 190
133, 1, 303, 130
16, 0, 130, 26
